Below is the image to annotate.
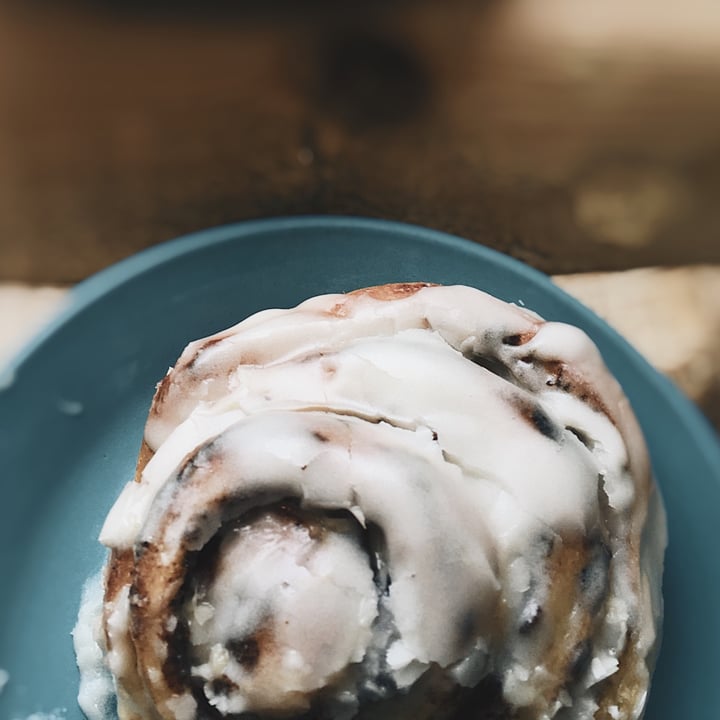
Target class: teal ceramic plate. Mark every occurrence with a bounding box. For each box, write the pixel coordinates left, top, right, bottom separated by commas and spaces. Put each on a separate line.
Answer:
1, 217, 718, 719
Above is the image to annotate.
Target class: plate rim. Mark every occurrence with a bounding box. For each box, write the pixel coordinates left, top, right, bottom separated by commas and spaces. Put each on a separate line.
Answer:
4, 214, 718, 470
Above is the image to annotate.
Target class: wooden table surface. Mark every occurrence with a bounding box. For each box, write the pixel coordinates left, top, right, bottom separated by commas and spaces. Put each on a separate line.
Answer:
0, 1, 717, 429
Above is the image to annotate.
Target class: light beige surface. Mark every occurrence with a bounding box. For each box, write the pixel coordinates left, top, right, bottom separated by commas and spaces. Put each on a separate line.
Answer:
0, 283, 68, 366
554, 265, 720, 401
1, 269, 719, 407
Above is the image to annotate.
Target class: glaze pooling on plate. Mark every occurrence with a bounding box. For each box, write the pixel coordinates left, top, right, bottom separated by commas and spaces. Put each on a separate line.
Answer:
79, 283, 665, 720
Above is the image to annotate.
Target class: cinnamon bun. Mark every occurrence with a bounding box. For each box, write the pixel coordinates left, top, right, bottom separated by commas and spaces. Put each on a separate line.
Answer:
76, 283, 666, 720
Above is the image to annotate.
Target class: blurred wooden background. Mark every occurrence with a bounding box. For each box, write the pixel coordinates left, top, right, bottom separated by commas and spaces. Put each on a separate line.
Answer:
0, 0, 718, 428
0, 0, 718, 282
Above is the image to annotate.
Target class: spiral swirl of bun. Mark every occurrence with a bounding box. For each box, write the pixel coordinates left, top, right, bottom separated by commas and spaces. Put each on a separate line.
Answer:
96, 283, 665, 720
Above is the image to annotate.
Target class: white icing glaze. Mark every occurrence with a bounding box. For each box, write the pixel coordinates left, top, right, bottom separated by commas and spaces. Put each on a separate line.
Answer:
72, 571, 114, 720
90, 284, 664, 720
190, 511, 377, 714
